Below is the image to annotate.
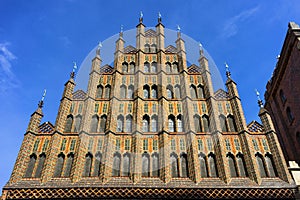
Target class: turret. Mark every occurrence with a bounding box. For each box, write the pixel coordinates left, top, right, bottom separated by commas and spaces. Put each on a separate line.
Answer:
136, 11, 145, 51
156, 12, 165, 51
114, 27, 125, 70
175, 25, 187, 70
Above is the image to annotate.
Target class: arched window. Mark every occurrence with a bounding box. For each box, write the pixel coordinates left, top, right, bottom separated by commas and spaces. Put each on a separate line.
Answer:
166, 62, 171, 73
194, 115, 202, 132
129, 62, 135, 73
170, 153, 179, 177
90, 115, 99, 133
167, 85, 174, 99
144, 62, 150, 73
122, 62, 128, 73
117, 115, 124, 132
265, 153, 277, 177
168, 115, 175, 132
180, 153, 189, 177
197, 85, 205, 98
199, 153, 208, 178
151, 44, 157, 53
151, 62, 157, 73
74, 115, 82, 132
83, 153, 93, 177
93, 152, 101, 177
144, 44, 150, 53
208, 153, 218, 177
35, 153, 46, 178
143, 85, 150, 99
105, 85, 111, 98
112, 153, 121, 176
96, 85, 103, 98
219, 115, 228, 132
280, 90, 286, 103
152, 153, 159, 177
120, 85, 127, 99
202, 115, 210, 132
172, 62, 179, 73
227, 115, 237, 132
286, 107, 294, 122
125, 115, 133, 132
53, 153, 65, 177
190, 85, 197, 99
64, 115, 73, 132
142, 153, 150, 177
24, 154, 37, 178
122, 153, 130, 176
151, 85, 158, 99
128, 85, 134, 99
227, 153, 237, 177
99, 115, 107, 132
151, 115, 158, 132
256, 153, 267, 178
174, 85, 181, 99
177, 115, 183, 132
142, 115, 150, 132
64, 153, 74, 177
236, 153, 247, 177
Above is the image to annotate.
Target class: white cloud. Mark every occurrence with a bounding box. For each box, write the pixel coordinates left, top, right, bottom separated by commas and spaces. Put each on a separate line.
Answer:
221, 6, 260, 38
0, 42, 20, 92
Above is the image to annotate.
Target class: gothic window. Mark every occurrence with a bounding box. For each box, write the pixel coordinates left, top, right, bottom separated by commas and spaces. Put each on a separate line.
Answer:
144, 44, 150, 53
60, 138, 67, 151
190, 85, 197, 99
33, 139, 40, 151
142, 153, 150, 177
129, 62, 135, 73
117, 115, 124, 132
42, 139, 49, 152
104, 85, 111, 98
53, 153, 65, 177
202, 115, 210, 132
167, 85, 174, 99
142, 115, 150, 132
262, 139, 269, 151
280, 90, 286, 103
236, 153, 247, 177
24, 154, 37, 178
172, 62, 179, 73
207, 139, 213, 151
177, 115, 183, 132
227, 115, 237, 132
177, 103, 182, 113
197, 85, 205, 98
180, 139, 185, 151
143, 85, 150, 99
125, 115, 133, 132
99, 115, 107, 132
256, 153, 267, 178
64, 153, 74, 177
225, 139, 231, 151
208, 153, 218, 177
122, 62, 128, 73
180, 153, 189, 177
144, 62, 150, 73
125, 139, 130, 150
90, 115, 99, 133
227, 153, 237, 177
83, 153, 93, 177
151, 44, 157, 53
265, 153, 277, 177
151, 85, 158, 98
174, 85, 181, 99
128, 85, 134, 99
194, 115, 202, 132
143, 139, 148, 151
153, 140, 158, 151
93, 152, 102, 177
170, 153, 179, 177
234, 138, 240, 151
151, 62, 157, 73
122, 153, 130, 176
286, 107, 294, 122
112, 153, 121, 176
120, 85, 127, 99
198, 139, 204, 151
151, 115, 158, 132
168, 115, 175, 132
219, 115, 228, 132
64, 115, 73, 132
199, 153, 208, 178
96, 85, 103, 98
74, 115, 82, 132
166, 62, 171, 73
152, 153, 159, 177
115, 139, 121, 151
35, 153, 46, 178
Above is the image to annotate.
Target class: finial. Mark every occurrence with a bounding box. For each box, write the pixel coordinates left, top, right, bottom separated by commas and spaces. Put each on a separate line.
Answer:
225, 62, 231, 78
255, 89, 263, 107
41, 89, 46, 101
120, 25, 123, 33
70, 61, 77, 78
158, 12, 162, 23
177, 25, 181, 32
199, 42, 204, 56
276, 54, 280, 60
96, 41, 102, 55
139, 11, 143, 23
38, 89, 46, 108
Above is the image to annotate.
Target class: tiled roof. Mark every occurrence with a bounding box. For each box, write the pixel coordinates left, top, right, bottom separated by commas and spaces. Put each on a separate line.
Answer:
214, 89, 229, 100
247, 120, 264, 132
165, 45, 177, 53
145, 29, 157, 37
124, 45, 137, 53
100, 65, 114, 73
188, 64, 201, 74
73, 90, 86, 100
38, 122, 55, 134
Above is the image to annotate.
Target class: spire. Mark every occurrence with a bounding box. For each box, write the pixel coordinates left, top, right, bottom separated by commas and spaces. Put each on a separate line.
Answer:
96, 42, 102, 56
177, 24, 181, 38
120, 25, 123, 37
225, 62, 231, 78
70, 61, 77, 79
199, 42, 204, 57
255, 89, 264, 108
158, 12, 162, 23
139, 11, 143, 23
38, 89, 46, 108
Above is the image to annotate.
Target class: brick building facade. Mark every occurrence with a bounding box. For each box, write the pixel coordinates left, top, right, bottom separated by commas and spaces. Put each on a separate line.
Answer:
1, 16, 297, 199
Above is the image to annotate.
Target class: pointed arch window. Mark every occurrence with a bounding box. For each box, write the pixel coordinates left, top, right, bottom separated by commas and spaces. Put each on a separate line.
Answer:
199, 153, 208, 178
172, 62, 179, 73
24, 154, 37, 178
64, 153, 74, 177
122, 62, 128, 73
142, 115, 150, 132
90, 115, 99, 133
83, 153, 93, 177
265, 153, 277, 177
167, 85, 174, 99
96, 85, 103, 98
151, 44, 157, 53
144, 44, 150, 53
144, 62, 150, 73
256, 153, 267, 177
74, 115, 82, 132
197, 85, 205, 98
208, 153, 218, 177
236, 153, 247, 177
142, 153, 150, 177
64, 115, 73, 132
286, 107, 294, 122
190, 85, 197, 99
53, 153, 65, 177
202, 115, 210, 132
180, 153, 189, 177
128, 85, 134, 99
35, 153, 46, 178
280, 90, 286, 103
120, 85, 127, 99
152, 153, 159, 177
151, 115, 158, 132
219, 115, 228, 132
151, 85, 158, 99
227, 115, 237, 132
122, 153, 130, 176
99, 115, 107, 132
129, 62, 135, 73
177, 115, 183, 132
166, 62, 171, 73
117, 115, 124, 132
143, 85, 150, 99
93, 152, 102, 177
168, 115, 175, 132
170, 153, 179, 177
227, 153, 237, 177
125, 115, 133, 132
112, 153, 121, 176
174, 85, 181, 99
151, 62, 157, 73
194, 115, 202, 132
104, 85, 111, 98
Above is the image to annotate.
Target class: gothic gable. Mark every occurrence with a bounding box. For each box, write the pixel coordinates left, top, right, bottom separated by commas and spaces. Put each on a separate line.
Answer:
73, 90, 86, 100
247, 120, 264, 132
38, 122, 55, 134
145, 29, 157, 37
214, 89, 229, 100
165, 45, 177, 53
124, 45, 137, 54
188, 64, 201, 73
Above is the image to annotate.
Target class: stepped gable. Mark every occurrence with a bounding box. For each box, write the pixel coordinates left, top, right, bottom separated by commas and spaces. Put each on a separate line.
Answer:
72, 90, 86, 100
188, 64, 201, 73
124, 45, 137, 54
214, 89, 229, 100
38, 122, 54, 134
165, 45, 177, 53
247, 120, 264, 132
100, 64, 114, 74
145, 29, 157, 37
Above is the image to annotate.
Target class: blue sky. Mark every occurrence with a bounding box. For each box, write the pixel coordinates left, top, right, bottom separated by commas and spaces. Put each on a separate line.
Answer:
0, 0, 300, 189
